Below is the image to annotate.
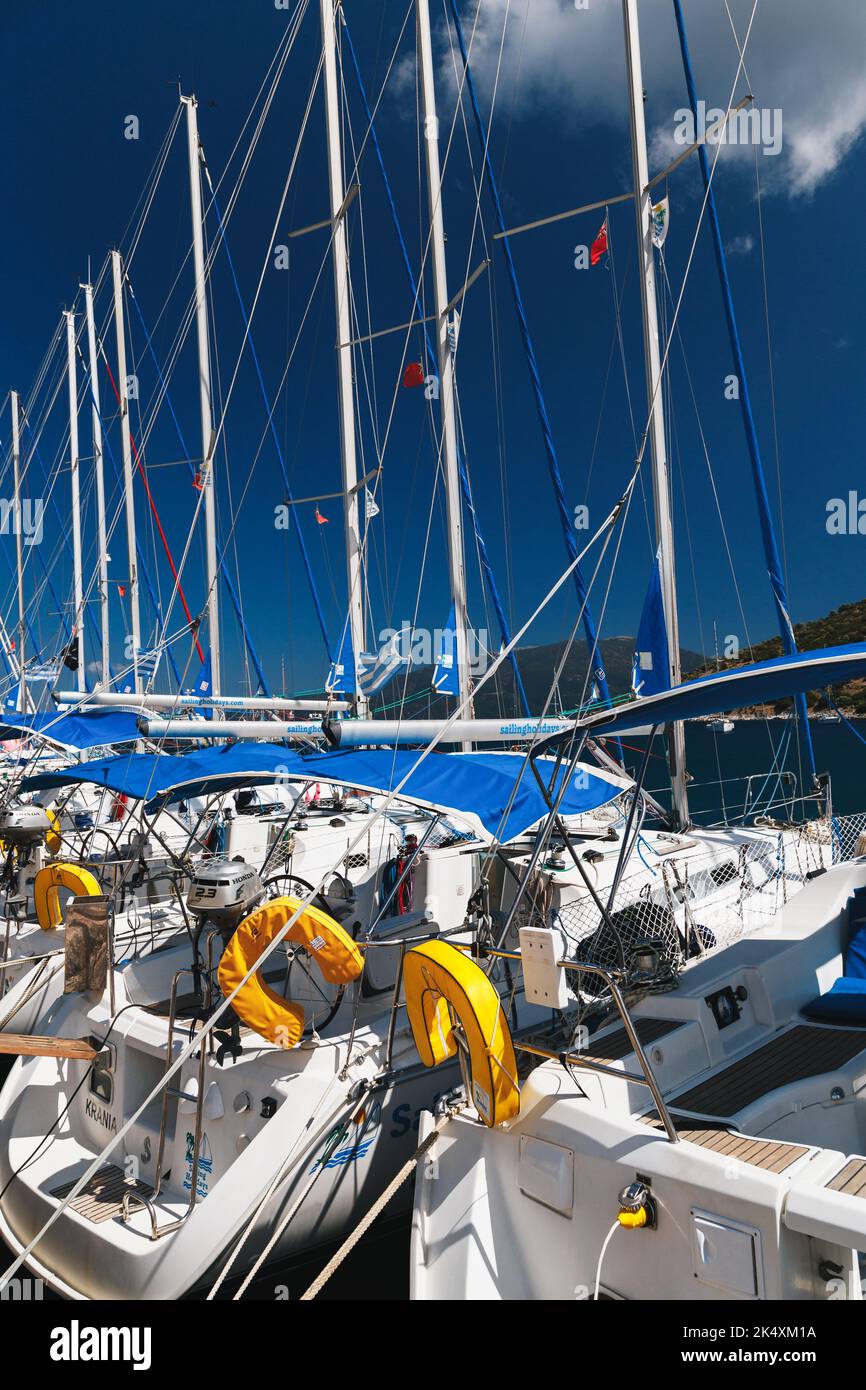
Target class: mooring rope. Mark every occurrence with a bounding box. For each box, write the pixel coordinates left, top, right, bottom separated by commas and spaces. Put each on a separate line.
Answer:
299, 1106, 459, 1302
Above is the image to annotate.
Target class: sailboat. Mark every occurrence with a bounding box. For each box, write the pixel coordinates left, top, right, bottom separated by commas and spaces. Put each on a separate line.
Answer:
408, 0, 866, 1303
0, 0, 861, 1306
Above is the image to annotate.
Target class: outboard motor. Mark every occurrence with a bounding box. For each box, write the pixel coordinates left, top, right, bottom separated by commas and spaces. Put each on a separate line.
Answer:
185, 859, 265, 1062
0, 803, 52, 906
0, 804, 51, 848
186, 858, 264, 937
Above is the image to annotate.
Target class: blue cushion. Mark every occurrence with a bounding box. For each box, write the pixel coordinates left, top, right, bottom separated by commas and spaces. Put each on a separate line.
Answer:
844, 889, 866, 979
803, 976, 866, 1025
847, 928, 866, 980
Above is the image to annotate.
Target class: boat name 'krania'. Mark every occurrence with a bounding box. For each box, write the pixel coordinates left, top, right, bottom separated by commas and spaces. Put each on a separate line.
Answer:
84, 1097, 117, 1133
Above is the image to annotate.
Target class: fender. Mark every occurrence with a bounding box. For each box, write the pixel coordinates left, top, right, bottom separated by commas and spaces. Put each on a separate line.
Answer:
33, 862, 103, 931
403, 938, 519, 1127
218, 896, 363, 1047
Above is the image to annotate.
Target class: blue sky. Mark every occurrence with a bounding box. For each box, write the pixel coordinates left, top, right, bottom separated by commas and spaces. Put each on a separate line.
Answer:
2, 0, 865, 696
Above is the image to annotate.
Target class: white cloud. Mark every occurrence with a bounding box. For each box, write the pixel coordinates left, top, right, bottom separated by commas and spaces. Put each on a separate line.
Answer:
429, 0, 866, 199
725, 233, 754, 256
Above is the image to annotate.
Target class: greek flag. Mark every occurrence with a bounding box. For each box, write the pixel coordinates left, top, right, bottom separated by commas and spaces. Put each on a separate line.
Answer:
357, 633, 410, 697
326, 626, 411, 697
26, 661, 60, 681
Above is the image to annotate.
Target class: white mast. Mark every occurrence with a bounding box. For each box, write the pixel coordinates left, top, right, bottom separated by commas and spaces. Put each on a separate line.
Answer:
82, 280, 110, 688
320, 0, 368, 717
10, 389, 26, 711
65, 310, 86, 691
182, 93, 221, 696
622, 0, 689, 827
111, 249, 142, 695
416, 0, 472, 741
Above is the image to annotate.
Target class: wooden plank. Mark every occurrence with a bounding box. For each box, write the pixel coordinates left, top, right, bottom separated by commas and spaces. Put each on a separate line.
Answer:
827, 1158, 866, 1197
581, 1017, 682, 1066
638, 1112, 807, 1171
670, 1025, 866, 1118
0, 1033, 96, 1060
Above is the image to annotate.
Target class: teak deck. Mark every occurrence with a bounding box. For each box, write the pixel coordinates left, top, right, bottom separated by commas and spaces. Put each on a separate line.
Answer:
581, 1016, 682, 1066
669, 1024, 866, 1118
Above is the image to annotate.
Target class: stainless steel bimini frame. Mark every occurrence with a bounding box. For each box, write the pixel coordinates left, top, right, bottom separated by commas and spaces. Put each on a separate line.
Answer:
480, 945, 680, 1144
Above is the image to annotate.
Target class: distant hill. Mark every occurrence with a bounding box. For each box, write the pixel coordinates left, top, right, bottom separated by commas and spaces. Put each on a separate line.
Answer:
368, 597, 866, 720
370, 636, 704, 718
685, 598, 866, 716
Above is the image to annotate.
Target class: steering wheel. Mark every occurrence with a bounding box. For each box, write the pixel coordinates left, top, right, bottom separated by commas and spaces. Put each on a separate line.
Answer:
259, 871, 348, 1036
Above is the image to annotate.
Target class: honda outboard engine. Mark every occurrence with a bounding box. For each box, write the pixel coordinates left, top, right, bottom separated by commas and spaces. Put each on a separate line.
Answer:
186, 859, 265, 1061
0, 803, 53, 909
186, 858, 264, 935
0, 804, 51, 848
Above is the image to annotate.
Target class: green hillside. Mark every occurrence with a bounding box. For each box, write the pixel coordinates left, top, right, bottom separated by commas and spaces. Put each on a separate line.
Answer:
371, 598, 866, 720
684, 598, 866, 715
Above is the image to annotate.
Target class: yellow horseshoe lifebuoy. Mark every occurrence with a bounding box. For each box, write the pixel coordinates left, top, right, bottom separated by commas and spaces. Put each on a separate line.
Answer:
218, 896, 363, 1047
403, 939, 519, 1127
45, 808, 61, 856
33, 862, 103, 932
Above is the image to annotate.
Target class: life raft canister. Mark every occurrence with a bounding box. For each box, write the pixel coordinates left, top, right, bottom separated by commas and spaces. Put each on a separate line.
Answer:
217, 896, 364, 1048
33, 862, 103, 932
403, 938, 520, 1128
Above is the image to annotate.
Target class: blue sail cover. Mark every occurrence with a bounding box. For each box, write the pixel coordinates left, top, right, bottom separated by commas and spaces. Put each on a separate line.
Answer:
631, 550, 668, 698
0, 709, 142, 750
186, 649, 213, 697
432, 603, 458, 695
326, 623, 355, 695
3, 680, 23, 714
22, 744, 627, 843
570, 643, 866, 739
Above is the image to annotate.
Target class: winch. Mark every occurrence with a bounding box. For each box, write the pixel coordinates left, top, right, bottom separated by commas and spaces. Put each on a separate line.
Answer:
0, 804, 52, 848
186, 858, 264, 934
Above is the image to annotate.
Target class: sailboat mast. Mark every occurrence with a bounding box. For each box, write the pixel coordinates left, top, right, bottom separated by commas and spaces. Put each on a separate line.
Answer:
320, 0, 368, 718
182, 93, 221, 696
416, 0, 472, 738
10, 389, 26, 711
622, 0, 689, 828
64, 310, 86, 692
82, 280, 110, 689
111, 249, 142, 695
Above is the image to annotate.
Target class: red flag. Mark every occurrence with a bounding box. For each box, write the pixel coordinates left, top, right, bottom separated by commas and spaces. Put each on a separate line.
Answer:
118, 584, 127, 597
193, 472, 203, 491
402, 361, 425, 388
315, 507, 329, 526
590, 217, 608, 266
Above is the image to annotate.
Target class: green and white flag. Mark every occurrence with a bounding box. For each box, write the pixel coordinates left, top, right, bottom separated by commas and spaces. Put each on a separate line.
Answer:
651, 196, 670, 249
